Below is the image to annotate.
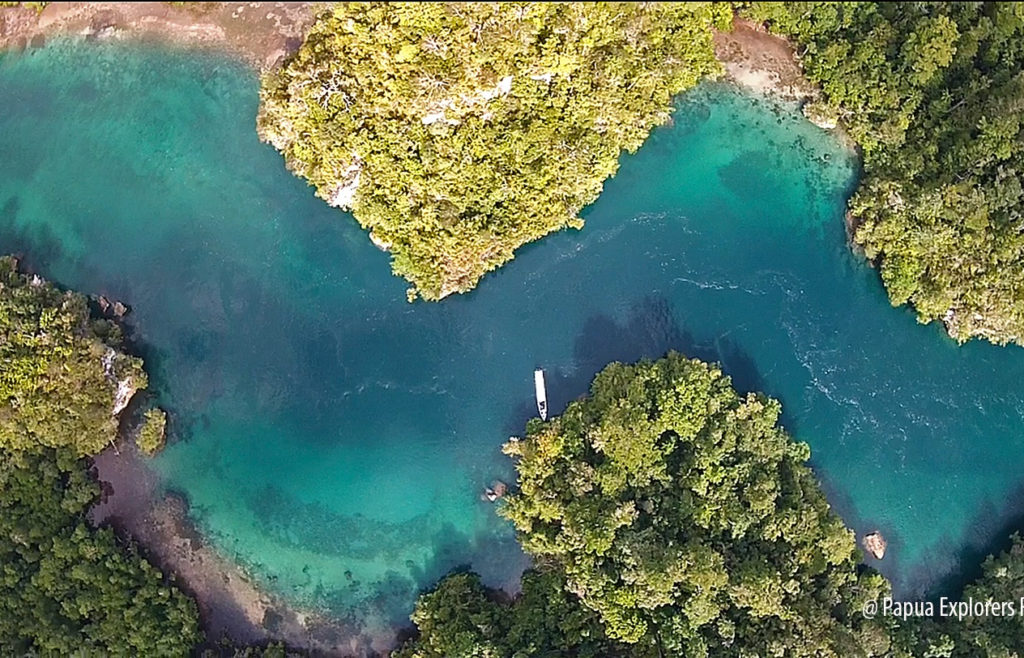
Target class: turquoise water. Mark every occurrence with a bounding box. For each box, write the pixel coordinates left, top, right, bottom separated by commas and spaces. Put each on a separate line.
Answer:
3, 40, 1024, 637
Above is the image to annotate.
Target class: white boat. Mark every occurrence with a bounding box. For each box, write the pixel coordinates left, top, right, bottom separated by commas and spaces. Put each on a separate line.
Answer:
534, 368, 548, 420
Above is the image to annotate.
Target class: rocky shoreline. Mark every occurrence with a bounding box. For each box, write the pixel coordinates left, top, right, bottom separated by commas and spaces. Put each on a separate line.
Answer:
0, 4, 369, 654
0, 2, 316, 70
713, 19, 817, 104
713, 19, 860, 151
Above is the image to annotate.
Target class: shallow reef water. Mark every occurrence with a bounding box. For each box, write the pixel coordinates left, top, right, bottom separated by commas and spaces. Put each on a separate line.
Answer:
3, 40, 1024, 634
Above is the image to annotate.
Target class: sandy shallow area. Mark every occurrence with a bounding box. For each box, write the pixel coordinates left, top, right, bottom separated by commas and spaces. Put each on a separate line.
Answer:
0, 2, 316, 70
91, 444, 391, 657
713, 18, 817, 103
715, 19, 859, 158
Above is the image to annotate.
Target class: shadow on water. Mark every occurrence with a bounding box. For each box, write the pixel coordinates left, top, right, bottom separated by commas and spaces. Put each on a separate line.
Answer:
0, 195, 65, 270
899, 480, 1024, 600
503, 293, 766, 435
390, 525, 530, 647
241, 481, 527, 630
338, 518, 526, 639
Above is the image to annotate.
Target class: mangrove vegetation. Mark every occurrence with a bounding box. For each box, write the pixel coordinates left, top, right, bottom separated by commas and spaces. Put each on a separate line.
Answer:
0, 446, 201, 656
399, 354, 895, 657
259, 1, 1024, 347
398, 354, 1024, 657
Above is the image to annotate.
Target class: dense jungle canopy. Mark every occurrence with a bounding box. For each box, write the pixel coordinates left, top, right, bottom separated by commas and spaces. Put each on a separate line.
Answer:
0, 259, 201, 655
258, 2, 729, 300
750, 1, 1024, 344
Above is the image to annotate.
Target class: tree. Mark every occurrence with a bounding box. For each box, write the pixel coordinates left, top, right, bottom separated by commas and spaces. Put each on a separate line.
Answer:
258, 2, 729, 300
0, 257, 203, 654
892, 533, 1024, 657
748, 2, 1024, 345
0, 256, 146, 455
137, 407, 168, 455
0, 446, 202, 656
500, 353, 892, 656
393, 569, 631, 658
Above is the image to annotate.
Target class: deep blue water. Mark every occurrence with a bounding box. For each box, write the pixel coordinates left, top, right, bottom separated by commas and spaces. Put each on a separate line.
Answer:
3, 40, 1024, 638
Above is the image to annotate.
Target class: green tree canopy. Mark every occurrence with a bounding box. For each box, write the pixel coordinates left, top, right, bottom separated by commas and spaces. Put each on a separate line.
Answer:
394, 569, 629, 658
898, 533, 1024, 657
258, 2, 729, 300
500, 353, 891, 656
0, 446, 202, 656
137, 407, 168, 455
747, 2, 1024, 344
0, 256, 145, 455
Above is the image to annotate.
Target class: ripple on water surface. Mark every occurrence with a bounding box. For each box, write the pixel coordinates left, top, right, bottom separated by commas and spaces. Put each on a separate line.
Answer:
3, 40, 1024, 635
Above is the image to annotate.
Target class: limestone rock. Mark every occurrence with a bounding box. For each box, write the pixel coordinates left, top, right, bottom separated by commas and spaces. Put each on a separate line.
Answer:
482, 480, 508, 503
862, 531, 887, 560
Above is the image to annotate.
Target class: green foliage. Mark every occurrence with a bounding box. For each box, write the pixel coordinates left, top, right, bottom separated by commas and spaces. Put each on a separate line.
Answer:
0, 258, 205, 654
0, 256, 146, 455
747, 2, 1024, 344
394, 572, 505, 658
258, 2, 727, 300
0, 446, 202, 656
897, 534, 1024, 657
201, 640, 302, 657
0, 2, 47, 11
500, 353, 893, 656
137, 407, 168, 455
948, 534, 1024, 656
394, 569, 630, 658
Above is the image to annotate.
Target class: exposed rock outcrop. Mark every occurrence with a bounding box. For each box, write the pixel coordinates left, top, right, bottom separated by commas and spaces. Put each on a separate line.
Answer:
102, 347, 140, 417
482, 480, 508, 503
368, 232, 392, 252
862, 531, 887, 560
327, 163, 362, 210
712, 19, 817, 103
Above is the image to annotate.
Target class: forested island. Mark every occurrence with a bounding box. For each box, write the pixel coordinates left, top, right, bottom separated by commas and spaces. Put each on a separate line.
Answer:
5, 259, 1024, 656
747, 2, 1024, 345
258, 3, 730, 300
396, 356, 1024, 658
3, 1, 1024, 657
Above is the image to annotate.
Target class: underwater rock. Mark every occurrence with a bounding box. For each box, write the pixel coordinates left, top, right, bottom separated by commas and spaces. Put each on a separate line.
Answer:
482, 480, 508, 502
863, 531, 887, 560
